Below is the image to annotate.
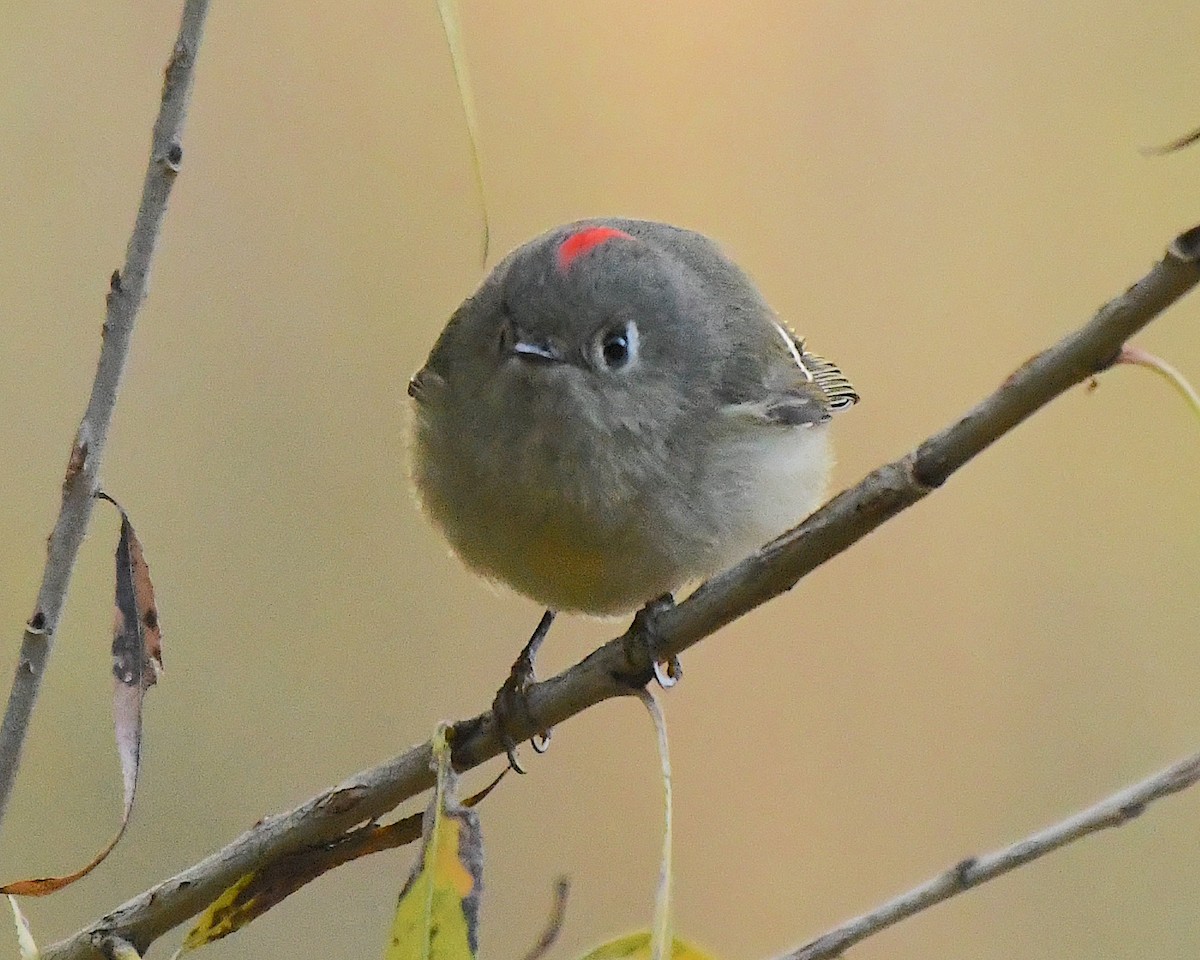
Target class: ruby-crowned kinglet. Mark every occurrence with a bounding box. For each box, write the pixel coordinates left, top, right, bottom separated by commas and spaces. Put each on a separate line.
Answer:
408, 218, 858, 622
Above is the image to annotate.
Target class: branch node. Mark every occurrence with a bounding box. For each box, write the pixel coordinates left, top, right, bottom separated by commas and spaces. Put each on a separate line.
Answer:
1090, 346, 1123, 374
1117, 800, 1146, 821
163, 141, 183, 172
105, 269, 122, 309
449, 715, 487, 765
319, 785, 370, 816
25, 610, 47, 636
63, 432, 89, 493
950, 856, 978, 888
906, 450, 943, 492
1170, 223, 1200, 261
164, 40, 192, 89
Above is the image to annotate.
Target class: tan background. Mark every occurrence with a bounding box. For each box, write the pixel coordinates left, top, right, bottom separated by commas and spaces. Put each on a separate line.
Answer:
2, 2, 1199, 958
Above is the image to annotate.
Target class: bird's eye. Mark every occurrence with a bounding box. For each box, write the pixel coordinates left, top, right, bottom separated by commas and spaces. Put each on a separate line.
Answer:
596, 322, 638, 370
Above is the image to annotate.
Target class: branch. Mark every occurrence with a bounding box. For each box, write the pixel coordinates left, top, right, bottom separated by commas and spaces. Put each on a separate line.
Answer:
0, 0, 212, 828
42, 226, 1200, 958
780, 749, 1200, 960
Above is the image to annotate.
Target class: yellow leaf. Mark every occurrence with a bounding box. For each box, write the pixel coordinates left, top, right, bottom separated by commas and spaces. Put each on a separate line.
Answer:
577, 932, 719, 960
181, 873, 257, 949
384, 726, 482, 960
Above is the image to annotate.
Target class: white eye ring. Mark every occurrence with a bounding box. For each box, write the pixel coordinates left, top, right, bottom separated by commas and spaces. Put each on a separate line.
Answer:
594, 321, 639, 370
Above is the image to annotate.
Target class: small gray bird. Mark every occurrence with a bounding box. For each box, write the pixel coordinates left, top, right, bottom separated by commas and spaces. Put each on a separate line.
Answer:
408, 218, 857, 762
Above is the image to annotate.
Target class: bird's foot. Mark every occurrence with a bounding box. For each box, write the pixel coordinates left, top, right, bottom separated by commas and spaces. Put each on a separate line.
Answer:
492, 609, 556, 774
620, 593, 682, 690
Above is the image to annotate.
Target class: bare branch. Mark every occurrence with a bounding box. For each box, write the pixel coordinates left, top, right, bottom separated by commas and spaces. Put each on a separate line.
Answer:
39, 226, 1200, 959
779, 750, 1200, 960
0, 0, 212, 827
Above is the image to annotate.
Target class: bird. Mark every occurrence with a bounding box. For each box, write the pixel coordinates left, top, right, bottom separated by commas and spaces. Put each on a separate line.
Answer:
408, 218, 858, 767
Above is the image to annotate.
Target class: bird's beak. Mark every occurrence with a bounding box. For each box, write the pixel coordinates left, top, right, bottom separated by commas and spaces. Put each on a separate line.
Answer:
407, 367, 445, 403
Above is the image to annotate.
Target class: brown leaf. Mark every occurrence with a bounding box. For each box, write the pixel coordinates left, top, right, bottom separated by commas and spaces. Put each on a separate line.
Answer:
0, 494, 163, 896
183, 816, 424, 948
110, 496, 162, 827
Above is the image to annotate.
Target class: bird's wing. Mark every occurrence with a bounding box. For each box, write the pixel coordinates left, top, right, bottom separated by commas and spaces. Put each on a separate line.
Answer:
797, 342, 860, 413
719, 321, 859, 427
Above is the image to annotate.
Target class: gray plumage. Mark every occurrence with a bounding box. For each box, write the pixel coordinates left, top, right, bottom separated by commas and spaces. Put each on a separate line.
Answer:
409, 218, 857, 614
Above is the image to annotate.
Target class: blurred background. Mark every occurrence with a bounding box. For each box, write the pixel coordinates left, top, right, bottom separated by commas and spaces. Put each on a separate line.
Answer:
1, 2, 1199, 958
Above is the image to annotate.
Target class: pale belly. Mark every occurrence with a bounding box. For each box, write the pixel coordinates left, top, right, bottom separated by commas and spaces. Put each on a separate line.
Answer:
414, 418, 833, 616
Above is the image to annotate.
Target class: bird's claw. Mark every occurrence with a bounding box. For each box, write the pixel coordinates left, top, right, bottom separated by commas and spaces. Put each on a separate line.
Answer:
624, 594, 682, 690
652, 656, 682, 689
492, 610, 556, 774
492, 669, 536, 774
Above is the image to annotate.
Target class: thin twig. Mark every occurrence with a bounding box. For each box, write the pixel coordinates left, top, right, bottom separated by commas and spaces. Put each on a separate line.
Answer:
0, 0, 211, 828
40, 226, 1200, 959
779, 750, 1200, 960
521, 878, 571, 960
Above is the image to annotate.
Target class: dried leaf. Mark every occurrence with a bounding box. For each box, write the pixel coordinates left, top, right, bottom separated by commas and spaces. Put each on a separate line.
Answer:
109, 497, 163, 818
384, 725, 482, 960
0, 833, 125, 897
0, 495, 162, 895
183, 817, 421, 949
